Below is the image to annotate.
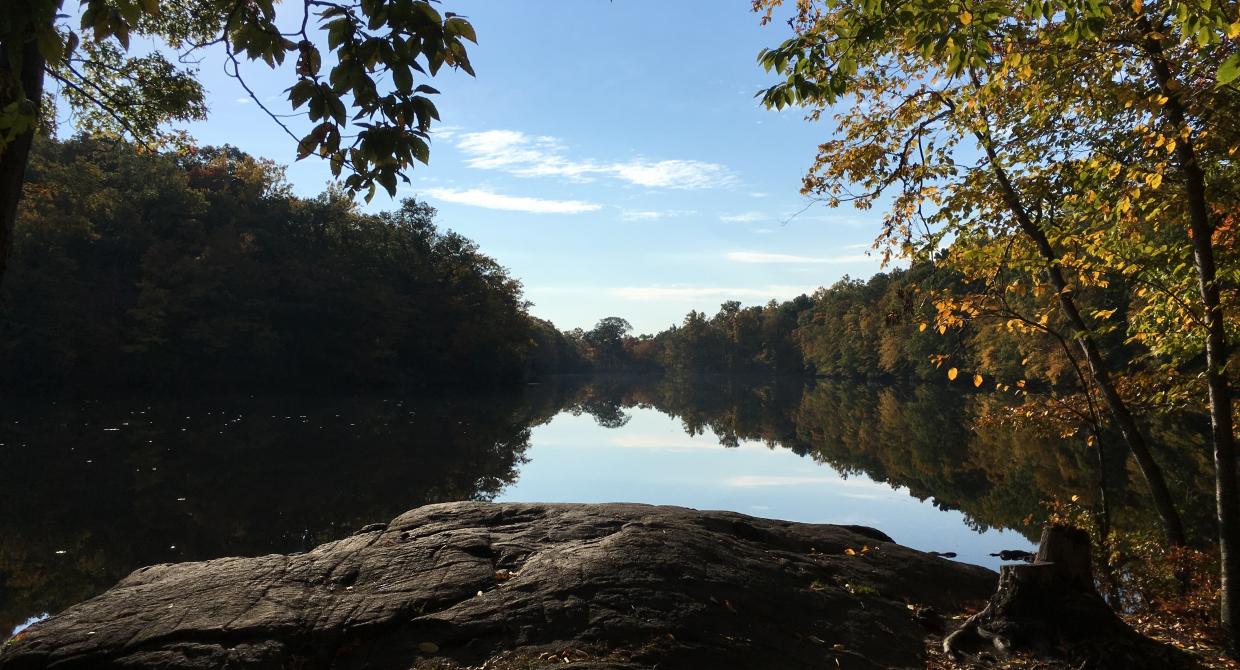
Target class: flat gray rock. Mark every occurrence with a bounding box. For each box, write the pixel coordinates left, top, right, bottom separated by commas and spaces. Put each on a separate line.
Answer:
0, 502, 996, 669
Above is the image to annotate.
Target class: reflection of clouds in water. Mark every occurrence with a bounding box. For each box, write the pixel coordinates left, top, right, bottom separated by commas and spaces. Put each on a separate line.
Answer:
609, 434, 767, 452
10, 613, 48, 639
726, 474, 837, 486
724, 474, 899, 498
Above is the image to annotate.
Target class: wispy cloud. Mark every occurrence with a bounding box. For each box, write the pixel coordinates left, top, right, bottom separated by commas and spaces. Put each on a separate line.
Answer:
619, 209, 697, 221
611, 160, 732, 189
725, 251, 873, 264
720, 211, 767, 223
608, 284, 817, 302
454, 129, 736, 189
425, 187, 601, 214
431, 125, 463, 140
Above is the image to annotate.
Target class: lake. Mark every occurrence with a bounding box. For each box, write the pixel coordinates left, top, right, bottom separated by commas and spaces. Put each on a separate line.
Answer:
2, 375, 1197, 639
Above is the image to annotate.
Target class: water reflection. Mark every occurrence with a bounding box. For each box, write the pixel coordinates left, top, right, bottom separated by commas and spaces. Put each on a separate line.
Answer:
0, 386, 572, 637
0, 376, 1212, 638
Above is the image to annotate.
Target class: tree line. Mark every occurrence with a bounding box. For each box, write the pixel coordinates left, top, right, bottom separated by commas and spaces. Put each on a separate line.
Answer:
576, 258, 1153, 389
0, 138, 582, 390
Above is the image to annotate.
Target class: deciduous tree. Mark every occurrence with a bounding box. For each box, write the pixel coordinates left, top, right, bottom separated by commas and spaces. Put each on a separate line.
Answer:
0, 0, 476, 286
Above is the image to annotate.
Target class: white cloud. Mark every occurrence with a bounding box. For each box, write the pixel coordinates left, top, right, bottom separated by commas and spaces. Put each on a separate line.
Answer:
608, 284, 817, 302
611, 160, 732, 189
424, 188, 601, 214
725, 251, 873, 264
454, 129, 735, 189
619, 208, 697, 221
235, 97, 251, 104
720, 211, 767, 223
432, 125, 462, 140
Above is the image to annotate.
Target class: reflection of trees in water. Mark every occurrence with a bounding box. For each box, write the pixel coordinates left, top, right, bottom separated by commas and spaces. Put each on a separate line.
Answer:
574, 376, 1215, 548
2, 376, 1214, 637
0, 382, 577, 638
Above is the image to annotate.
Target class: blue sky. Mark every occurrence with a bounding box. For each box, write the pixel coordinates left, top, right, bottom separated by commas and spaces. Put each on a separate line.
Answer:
171, 0, 888, 334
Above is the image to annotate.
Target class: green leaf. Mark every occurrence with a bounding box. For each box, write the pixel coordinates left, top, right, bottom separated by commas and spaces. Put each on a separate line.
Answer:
392, 62, 413, 93
1219, 53, 1240, 85
410, 136, 429, 164
287, 79, 316, 108
445, 17, 477, 43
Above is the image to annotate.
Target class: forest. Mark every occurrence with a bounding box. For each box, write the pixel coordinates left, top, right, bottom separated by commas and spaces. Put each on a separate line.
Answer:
0, 138, 585, 390
3, 137, 1236, 411
1, 0, 1239, 665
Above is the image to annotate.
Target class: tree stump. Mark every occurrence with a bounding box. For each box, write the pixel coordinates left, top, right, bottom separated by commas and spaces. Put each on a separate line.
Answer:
943, 525, 1186, 668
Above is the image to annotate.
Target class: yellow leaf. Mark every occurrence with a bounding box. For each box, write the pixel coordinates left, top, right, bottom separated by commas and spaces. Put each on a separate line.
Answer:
1070, 494, 1080, 502
1228, 20, 1240, 39
973, 374, 983, 387
947, 367, 959, 381
937, 325, 947, 335
1131, 0, 1142, 11
918, 322, 928, 332
845, 548, 857, 556
1148, 172, 1163, 189
960, 10, 973, 24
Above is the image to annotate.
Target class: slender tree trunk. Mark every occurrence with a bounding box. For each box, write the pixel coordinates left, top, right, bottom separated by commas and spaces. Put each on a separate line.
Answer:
0, 38, 44, 289
972, 126, 1187, 547
1137, 18, 1240, 650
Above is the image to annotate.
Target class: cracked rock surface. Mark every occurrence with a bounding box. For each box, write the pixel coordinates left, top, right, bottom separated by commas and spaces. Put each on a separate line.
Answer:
0, 502, 996, 669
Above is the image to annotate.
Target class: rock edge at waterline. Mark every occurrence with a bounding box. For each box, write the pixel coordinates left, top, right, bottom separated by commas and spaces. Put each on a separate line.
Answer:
0, 502, 997, 669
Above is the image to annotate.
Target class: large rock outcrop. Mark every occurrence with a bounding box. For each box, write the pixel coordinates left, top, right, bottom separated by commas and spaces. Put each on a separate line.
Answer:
0, 502, 996, 669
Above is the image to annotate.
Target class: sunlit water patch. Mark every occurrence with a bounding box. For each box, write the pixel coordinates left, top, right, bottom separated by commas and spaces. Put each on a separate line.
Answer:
499, 407, 1034, 569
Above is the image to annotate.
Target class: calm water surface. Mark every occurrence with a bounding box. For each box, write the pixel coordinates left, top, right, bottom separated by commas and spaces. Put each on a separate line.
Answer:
6, 376, 1192, 639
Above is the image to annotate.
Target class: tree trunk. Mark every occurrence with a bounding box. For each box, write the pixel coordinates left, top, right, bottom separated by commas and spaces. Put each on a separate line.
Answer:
944, 525, 1184, 668
1137, 16, 1240, 651
0, 37, 44, 290
973, 125, 1187, 547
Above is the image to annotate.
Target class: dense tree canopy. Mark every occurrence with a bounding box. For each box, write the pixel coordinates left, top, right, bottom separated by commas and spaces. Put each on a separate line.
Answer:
0, 138, 579, 390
